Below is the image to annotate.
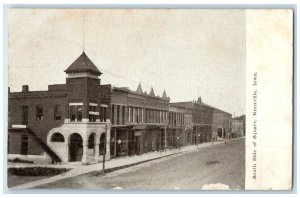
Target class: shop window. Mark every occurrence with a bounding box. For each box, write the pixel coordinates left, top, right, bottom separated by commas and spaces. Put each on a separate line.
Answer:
36, 105, 43, 121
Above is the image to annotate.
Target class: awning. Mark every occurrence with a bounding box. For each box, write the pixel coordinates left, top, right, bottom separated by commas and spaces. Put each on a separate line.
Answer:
132, 125, 146, 130
111, 125, 134, 129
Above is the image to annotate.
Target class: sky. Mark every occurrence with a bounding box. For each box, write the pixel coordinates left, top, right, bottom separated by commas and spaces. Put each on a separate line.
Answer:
8, 9, 246, 116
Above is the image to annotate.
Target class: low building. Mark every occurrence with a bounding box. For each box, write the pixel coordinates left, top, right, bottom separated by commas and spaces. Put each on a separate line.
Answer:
171, 97, 214, 144
168, 105, 185, 148
212, 108, 232, 139
232, 115, 245, 138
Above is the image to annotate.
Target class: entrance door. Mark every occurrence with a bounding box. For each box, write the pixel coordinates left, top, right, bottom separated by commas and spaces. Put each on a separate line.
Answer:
69, 133, 83, 162
217, 128, 223, 138
134, 136, 140, 155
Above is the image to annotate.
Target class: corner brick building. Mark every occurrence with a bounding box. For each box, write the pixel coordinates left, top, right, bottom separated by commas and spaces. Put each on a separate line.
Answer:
8, 52, 111, 164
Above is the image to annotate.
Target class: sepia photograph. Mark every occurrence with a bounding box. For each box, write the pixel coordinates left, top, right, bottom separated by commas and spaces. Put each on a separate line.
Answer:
5, 7, 292, 191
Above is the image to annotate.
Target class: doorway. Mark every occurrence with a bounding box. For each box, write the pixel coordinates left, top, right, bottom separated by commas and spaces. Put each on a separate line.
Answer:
69, 133, 83, 162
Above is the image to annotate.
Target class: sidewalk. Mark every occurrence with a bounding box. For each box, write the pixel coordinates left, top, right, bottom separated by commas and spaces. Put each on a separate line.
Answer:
11, 140, 226, 189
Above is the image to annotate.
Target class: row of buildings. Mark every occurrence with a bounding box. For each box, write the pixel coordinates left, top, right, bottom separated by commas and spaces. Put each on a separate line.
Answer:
8, 52, 245, 164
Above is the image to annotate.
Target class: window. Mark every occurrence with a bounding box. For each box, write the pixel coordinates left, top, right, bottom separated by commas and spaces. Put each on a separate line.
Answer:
22, 105, 28, 125
103, 107, 107, 121
69, 104, 83, 122
89, 105, 97, 111
21, 134, 28, 155
89, 104, 98, 122
111, 105, 115, 124
145, 109, 148, 123
88, 135, 95, 149
51, 133, 64, 142
99, 106, 107, 122
8, 135, 10, 154
77, 106, 82, 121
54, 104, 62, 120
89, 114, 96, 122
117, 105, 120, 125
132, 107, 135, 123
130, 107, 134, 123
122, 106, 125, 124
136, 108, 139, 123
36, 105, 43, 121
128, 106, 131, 122
70, 106, 76, 122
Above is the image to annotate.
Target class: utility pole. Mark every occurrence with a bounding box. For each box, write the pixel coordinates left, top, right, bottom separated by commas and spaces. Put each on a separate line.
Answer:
233, 112, 235, 139
164, 123, 167, 152
82, 12, 85, 52
102, 123, 107, 175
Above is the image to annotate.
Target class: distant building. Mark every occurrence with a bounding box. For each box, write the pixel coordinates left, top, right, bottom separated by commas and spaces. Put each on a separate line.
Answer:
168, 105, 186, 148
212, 108, 232, 139
232, 115, 245, 138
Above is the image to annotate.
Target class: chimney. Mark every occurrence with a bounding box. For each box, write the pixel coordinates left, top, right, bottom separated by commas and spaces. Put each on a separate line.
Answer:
22, 85, 29, 92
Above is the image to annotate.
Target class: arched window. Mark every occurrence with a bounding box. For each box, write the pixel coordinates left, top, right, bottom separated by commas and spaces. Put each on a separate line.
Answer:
51, 133, 65, 142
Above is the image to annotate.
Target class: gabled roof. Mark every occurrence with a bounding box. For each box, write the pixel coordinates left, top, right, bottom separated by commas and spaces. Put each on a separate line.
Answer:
64, 52, 102, 75
149, 87, 155, 97
162, 89, 168, 99
136, 83, 143, 94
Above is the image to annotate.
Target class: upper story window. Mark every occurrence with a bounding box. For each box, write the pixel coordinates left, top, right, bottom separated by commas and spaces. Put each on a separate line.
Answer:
69, 103, 83, 122
122, 106, 125, 124
22, 105, 28, 125
136, 108, 139, 123
89, 103, 99, 122
54, 104, 62, 121
36, 105, 43, 121
116, 105, 120, 124
111, 105, 115, 124
99, 105, 107, 122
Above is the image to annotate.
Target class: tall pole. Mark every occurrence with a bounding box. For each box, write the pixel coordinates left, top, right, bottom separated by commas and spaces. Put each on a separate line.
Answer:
233, 112, 235, 138
164, 123, 167, 152
102, 123, 107, 175
82, 13, 85, 52
197, 126, 199, 148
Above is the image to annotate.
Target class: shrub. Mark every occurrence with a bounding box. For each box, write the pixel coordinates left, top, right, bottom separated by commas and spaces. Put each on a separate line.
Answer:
8, 158, 34, 164
8, 167, 69, 177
